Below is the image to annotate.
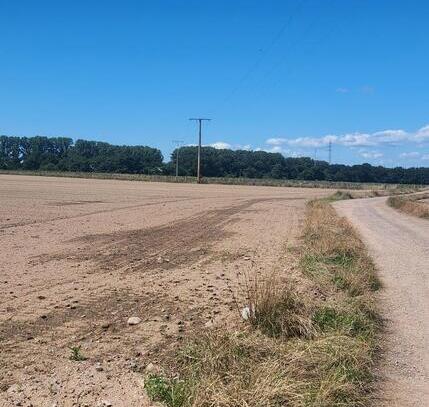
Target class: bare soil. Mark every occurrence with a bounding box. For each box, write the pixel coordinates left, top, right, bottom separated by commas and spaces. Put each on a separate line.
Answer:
335, 197, 429, 407
0, 175, 329, 407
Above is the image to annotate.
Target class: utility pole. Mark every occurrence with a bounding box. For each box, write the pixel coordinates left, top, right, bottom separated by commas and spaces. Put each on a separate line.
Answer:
328, 141, 332, 164
172, 140, 184, 178
189, 118, 211, 183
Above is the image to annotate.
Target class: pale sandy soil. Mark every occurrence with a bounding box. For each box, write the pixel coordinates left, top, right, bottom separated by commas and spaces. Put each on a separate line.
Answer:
335, 197, 429, 407
0, 175, 329, 407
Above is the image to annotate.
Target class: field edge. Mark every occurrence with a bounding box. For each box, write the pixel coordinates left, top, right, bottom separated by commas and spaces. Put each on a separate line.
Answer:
141, 197, 382, 407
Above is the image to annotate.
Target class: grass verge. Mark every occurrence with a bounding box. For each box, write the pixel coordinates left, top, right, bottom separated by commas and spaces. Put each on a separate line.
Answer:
387, 193, 429, 219
144, 198, 381, 407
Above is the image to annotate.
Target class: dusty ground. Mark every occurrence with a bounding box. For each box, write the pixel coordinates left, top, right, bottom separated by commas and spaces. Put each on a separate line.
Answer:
0, 174, 329, 407
335, 197, 429, 407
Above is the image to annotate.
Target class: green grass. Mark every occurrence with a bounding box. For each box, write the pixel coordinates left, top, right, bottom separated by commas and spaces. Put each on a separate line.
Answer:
144, 374, 189, 407
313, 306, 376, 339
69, 345, 87, 361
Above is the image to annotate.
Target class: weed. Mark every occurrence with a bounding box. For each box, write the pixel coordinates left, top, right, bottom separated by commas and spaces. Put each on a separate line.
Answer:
144, 374, 188, 407
69, 345, 86, 361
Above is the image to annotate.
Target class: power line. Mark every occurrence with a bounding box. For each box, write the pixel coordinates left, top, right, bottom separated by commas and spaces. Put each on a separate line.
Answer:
213, 1, 305, 111
189, 118, 211, 183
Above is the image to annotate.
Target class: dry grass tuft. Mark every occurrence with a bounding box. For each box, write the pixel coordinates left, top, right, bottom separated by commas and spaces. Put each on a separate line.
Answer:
240, 273, 315, 339
145, 197, 381, 407
387, 193, 429, 219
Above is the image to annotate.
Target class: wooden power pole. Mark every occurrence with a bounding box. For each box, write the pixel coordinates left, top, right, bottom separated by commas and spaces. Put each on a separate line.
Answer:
172, 140, 184, 178
189, 118, 211, 183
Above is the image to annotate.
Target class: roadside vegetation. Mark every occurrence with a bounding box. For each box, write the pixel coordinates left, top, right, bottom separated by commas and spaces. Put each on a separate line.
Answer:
324, 187, 422, 201
143, 196, 381, 407
387, 193, 429, 219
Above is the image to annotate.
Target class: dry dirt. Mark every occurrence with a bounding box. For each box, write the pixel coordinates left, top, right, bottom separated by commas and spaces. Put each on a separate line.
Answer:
335, 197, 429, 407
0, 174, 329, 407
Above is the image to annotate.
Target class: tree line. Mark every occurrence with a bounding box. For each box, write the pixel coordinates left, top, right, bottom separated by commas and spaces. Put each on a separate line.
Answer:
1, 135, 428, 184
166, 146, 429, 184
0, 136, 163, 174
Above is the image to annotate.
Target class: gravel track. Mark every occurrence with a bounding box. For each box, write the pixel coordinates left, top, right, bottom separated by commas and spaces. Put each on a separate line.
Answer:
334, 197, 429, 407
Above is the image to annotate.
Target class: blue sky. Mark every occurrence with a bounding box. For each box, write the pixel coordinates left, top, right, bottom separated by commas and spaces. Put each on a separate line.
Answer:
1, 0, 429, 167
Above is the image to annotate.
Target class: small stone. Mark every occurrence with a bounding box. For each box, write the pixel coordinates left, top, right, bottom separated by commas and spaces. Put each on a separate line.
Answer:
37, 295, 46, 300
127, 316, 141, 325
145, 362, 159, 373
101, 322, 111, 329
241, 306, 252, 320
95, 363, 103, 371
204, 320, 214, 329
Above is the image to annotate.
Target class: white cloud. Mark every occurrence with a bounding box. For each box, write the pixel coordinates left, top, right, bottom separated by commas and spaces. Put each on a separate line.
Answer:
339, 133, 374, 147
266, 137, 287, 146
287, 137, 323, 148
400, 152, 420, 158
239, 144, 252, 151
414, 125, 429, 142
270, 124, 429, 150
210, 141, 231, 149
372, 129, 408, 144
359, 150, 383, 159
287, 135, 337, 148
268, 146, 283, 153
207, 142, 253, 151
257, 145, 303, 157
336, 87, 349, 94
422, 154, 429, 161
288, 151, 303, 158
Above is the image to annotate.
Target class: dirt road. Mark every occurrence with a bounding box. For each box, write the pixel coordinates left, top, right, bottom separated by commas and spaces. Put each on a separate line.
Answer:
0, 174, 329, 407
334, 197, 429, 407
